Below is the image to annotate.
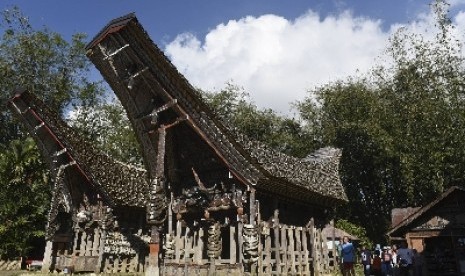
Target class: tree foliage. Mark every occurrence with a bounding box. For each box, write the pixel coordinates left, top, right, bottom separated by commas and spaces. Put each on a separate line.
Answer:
68, 98, 141, 164
201, 83, 317, 157
335, 219, 372, 248
0, 7, 102, 258
0, 138, 50, 258
0, 7, 103, 142
297, 0, 465, 243
1, 0, 464, 255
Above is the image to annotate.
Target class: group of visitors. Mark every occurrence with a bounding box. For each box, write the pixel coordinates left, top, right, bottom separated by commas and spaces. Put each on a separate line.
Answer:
337, 237, 420, 276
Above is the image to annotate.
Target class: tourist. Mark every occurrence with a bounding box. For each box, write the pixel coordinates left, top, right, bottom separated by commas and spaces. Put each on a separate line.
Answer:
391, 244, 399, 276
397, 241, 414, 276
381, 247, 393, 276
341, 236, 356, 276
372, 250, 382, 276
412, 249, 423, 276
360, 244, 372, 276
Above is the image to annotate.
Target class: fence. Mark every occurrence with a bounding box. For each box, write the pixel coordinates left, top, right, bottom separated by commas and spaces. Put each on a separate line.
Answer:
160, 217, 337, 275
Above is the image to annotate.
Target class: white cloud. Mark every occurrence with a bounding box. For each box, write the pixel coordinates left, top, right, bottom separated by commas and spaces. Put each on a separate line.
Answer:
165, 8, 465, 115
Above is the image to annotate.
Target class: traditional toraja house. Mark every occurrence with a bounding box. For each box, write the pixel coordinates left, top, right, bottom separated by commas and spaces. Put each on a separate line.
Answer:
387, 186, 465, 276
8, 13, 348, 275
8, 89, 151, 273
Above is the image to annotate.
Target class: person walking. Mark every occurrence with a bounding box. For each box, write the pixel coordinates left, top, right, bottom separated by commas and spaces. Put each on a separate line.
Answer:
392, 244, 399, 276
341, 236, 356, 276
381, 247, 393, 276
360, 244, 372, 276
372, 250, 383, 276
397, 241, 414, 276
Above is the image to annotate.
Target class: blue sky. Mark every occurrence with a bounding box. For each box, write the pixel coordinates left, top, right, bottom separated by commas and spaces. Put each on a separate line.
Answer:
3, 1, 465, 114
3, 1, 430, 43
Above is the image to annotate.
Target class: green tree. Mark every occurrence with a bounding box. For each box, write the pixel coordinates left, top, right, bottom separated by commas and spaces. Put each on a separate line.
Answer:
68, 98, 142, 164
0, 7, 103, 258
297, 0, 465, 242
0, 138, 50, 258
0, 7, 103, 142
202, 82, 316, 157
298, 81, 396, 241
336, 219, 372, 249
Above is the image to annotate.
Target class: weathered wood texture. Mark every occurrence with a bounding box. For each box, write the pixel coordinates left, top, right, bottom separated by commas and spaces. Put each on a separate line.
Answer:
161, 215, 336, 275
0, 259, 21, 271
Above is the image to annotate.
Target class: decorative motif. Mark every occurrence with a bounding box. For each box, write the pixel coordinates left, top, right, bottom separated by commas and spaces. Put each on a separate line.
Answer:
147, 178, 168, 225
163, 233, 175, 258
171, 180, 246, 216
207, 223, 222, 259
104, 229, 150, 256
242, 224, 259, 264
45, 163, 73, 239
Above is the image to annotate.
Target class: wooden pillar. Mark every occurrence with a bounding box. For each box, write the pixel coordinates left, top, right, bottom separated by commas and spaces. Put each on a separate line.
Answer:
309, 218, 317, 275
96, 228, 107, 273
41, 240, 53, 273
273, 210, 281, 273
146, 226, 160, 276
168, 193, 173, 235
302, 226, 309, 274
331, 219, 336, 272
230, 225, 237, 264
249, 188, 256, 225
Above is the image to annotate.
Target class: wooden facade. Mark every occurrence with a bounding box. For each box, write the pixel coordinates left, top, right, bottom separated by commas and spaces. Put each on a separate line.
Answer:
8, 13, 347, 275
387, 186, 465, 276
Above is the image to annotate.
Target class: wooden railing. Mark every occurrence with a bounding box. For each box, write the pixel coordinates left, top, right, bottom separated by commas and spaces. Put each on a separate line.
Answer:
160, 219, 328, 275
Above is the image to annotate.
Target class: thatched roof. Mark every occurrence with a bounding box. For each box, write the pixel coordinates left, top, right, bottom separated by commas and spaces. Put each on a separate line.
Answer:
85, 13, 348, 207
8, 89, 149, 207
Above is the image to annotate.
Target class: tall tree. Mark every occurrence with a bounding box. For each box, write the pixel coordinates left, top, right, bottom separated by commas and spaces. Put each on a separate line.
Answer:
202, 82, 317, 157
68, 98, 142, 164
0, 7, 103, 258
0, 7, 103, 142
0, 138, 49, 258
297, 0, 465, 242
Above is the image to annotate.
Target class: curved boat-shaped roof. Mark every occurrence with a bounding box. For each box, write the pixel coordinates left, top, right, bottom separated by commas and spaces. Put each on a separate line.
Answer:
85, 14, 348, 206
8, 89, 149, 207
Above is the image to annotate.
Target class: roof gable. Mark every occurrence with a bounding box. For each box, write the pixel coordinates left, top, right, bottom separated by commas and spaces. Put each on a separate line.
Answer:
85, 14, 348, 206
387, 186, 465, 237
8, 89, 149, 207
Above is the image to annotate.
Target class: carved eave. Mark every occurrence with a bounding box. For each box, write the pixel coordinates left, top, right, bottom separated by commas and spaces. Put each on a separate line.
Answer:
7, 88, 149, 208
86, 14, 347, 207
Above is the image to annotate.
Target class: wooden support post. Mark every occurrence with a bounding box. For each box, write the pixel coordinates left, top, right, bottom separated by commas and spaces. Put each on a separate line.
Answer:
230, 225, 237, 264
280, 226, 288, 273
175, 220, 182, 262
92, 228, 100, 257
195, 227, 204, 264
273, 210, 281, 273
264, 231, 271, 274
41, 240, 53, 273
302, 227, 309, 274
238, 221, 244, 264
168, 193, 173, 235
331, 219, 336, 272
146, 226, 160, 276
249, 189, 256, 225
96, 228, 107, 273
309, 218, 317, 276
